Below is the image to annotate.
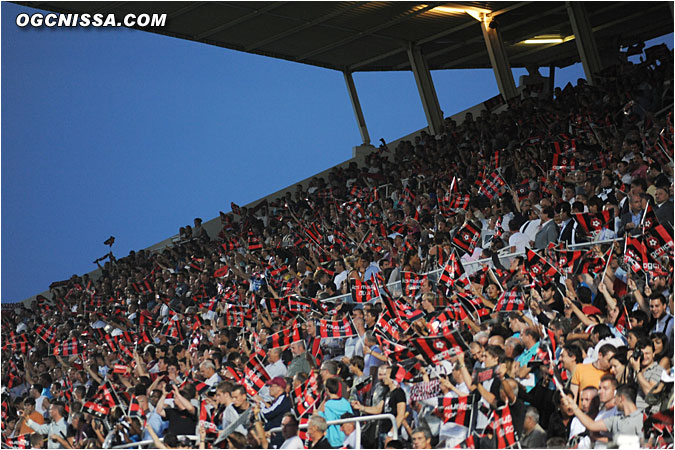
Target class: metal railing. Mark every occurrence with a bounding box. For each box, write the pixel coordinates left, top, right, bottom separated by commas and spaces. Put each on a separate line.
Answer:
268, 413, 398, 449
109, 435, 198, 449
317, 236, 626, 304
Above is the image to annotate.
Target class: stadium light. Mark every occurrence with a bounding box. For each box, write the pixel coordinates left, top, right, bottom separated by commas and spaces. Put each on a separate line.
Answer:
519, 35, 575, 45
430, 5, 491, 22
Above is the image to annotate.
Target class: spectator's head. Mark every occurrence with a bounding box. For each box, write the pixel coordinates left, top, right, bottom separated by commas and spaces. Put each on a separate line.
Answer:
265, 377, 287, 399
231, 385, 248, 409
199, 360, 216, 380
307, 415, 328, 443
324, 377, 342, 399
615, 384, 638, 413
281, 413, 299, 440
649, 294, 668, 321
320, 360, 339, 380
340, 412, 356, 437
523, 406, 540, 434
629, 309, 648, 329
561, 344, 583, 370
596, 344, 617, 371
411, 427, 432, 449
290, 340, 306, 356
598, 374, 618, 406
580, 386, 599, 415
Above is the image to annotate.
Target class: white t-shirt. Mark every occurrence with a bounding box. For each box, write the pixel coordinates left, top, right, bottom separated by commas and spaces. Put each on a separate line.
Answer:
508, 231, 530, 254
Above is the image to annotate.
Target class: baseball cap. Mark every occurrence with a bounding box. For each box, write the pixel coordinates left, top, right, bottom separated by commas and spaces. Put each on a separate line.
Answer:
266, 376, 287, 389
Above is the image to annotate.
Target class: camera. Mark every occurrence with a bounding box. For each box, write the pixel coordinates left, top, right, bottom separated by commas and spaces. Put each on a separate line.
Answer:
632, 349, 643, 362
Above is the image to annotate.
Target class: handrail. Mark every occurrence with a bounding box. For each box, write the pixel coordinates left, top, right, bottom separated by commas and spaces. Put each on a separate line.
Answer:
317, 236, 626, 303
109, 435, 198, 449
267, 413, 398, 449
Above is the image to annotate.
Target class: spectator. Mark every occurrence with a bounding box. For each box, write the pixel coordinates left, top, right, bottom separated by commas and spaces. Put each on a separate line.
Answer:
521, 406, 547, 449
279, 413, 303, 449
307, 415, 332, 449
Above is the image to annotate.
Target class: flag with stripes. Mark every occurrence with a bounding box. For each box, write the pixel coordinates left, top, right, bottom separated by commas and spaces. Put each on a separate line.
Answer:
452, 221, 482, 255
293, 370, 320, 417
551, 153, 577, 171
400, 272, 427, 297
426, 307, 466, 335
128, 394, 145, 418
573, 210, 614, 234
492, 405, 518, 448
524, 249, 558, 279
478, 172, 506, 199
450, 194, 470, 211
433, 396, 472, 426
439, 251, 470, 289
494, 289, 526, 312
2, 434, 31, 449
53, 338, 86, 356
624, 235, 647, 273
82, 401, 109, 419
375, 310, 410, 342
266, 325, 302, 348
35, 324, 57, 344
243, 357, 271, 397
199, 399, 219, 436
644, 224, 674, 261
412, 330, 469, 364
314, 318, 357, 339
552, 249, 583, 274
350, 278, 378, 303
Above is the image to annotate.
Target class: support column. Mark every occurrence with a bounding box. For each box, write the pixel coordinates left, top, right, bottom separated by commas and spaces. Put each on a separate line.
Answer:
481, 18, 518, 100
566, 1, 602, 85
407, 44, 444, 136
343, 71, 371, 146
548, 64, 556, 98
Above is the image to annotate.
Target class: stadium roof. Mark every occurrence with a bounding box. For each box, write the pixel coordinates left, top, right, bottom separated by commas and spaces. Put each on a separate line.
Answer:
18, 2, 674, 72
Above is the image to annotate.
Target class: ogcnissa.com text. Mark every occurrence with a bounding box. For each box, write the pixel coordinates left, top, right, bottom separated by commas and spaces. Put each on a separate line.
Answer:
16, 12, 167, 28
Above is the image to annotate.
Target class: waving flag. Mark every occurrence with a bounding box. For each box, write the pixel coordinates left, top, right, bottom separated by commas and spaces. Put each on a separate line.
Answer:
494, 289, 526, 312
491, 405, 518, 448
412, 330, 469, 364
53, 338, 86, 356
243, 357, 271, 397
573, 210, 614, 234
2, 434, 31, 449
400, 272, 427, 297
453, 221, 482, 255
433, 396, 472, 426
267, 325, 303, 348
35, 324, 57, 344
644, 224, 674, 260
478, 172, 506, 199
524, 249, 559, 279
439, 251, 470, 289
624, 236, 648, 273
375, 310, 410, 342
82, 401, 110, 419
350, 278, 378, 303
314, 318, 356, 339
200, 399, 219, 436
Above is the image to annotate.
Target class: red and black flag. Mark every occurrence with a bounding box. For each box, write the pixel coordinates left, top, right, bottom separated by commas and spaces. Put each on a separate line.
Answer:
494, 289, 526, 312
199, 399, 219, 436
426, 307, 465, 335
35, 324, 57, 344
641, 203, 660, 230
266, 326, 302, 348
391, 361, 422, 384
2, 434, 31, 449
375, 310, 410, 342
350, 278, 378, 303
439, 251, 470, 289
160, 319, 184, 340
247, 232, 263, 252
478, 172, 506, 199
573, 209, 615, 234
128, 394, 145, 418
412, 330, 469, 364
94, 381, 121, 409
314, 318, 357, 339
433, 396, 472, 427
450, 194, 470, 211
491, 405, 518, 449
455, 291, 491, 320
644, 224, 674, 260
82, 401, 110, 419
453, 221, 482, 255
516, 180, 530, 201
400, 272, 427, 297
53, 338, 86, 356
624, 235, 648, 273
293, 370, 320, 417
230, 202, 242, 216
243, 356, 271, 397
576, 251, 606, 275
551, 154, 577, 172
552, 249, 583, 274
524, 249, 559, 279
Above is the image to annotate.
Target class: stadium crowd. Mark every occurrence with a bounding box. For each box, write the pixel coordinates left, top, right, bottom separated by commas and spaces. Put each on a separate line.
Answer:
1, 45, 674, 450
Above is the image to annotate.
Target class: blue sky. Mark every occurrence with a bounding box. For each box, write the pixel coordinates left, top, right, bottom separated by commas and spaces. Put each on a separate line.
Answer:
1, 2, 672, 302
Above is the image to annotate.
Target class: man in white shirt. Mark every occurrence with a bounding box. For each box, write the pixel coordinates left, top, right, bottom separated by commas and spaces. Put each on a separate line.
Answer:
280, 413, 304, 449
569, 387, 598, 448
343, 317, 366, 360
259, 348, 287, 402
200, 360, 222, 387
592, 375, 619, 449
332, 259, 349, 292
508, 220, 530, 254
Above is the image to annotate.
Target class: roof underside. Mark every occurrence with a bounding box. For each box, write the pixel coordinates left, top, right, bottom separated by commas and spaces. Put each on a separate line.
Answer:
17, 2, 674, 72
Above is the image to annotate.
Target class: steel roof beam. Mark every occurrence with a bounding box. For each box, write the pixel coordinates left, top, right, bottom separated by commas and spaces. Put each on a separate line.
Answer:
296, 3, 443, 62
245, 3, 366, 52
195, 2, 289, 40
